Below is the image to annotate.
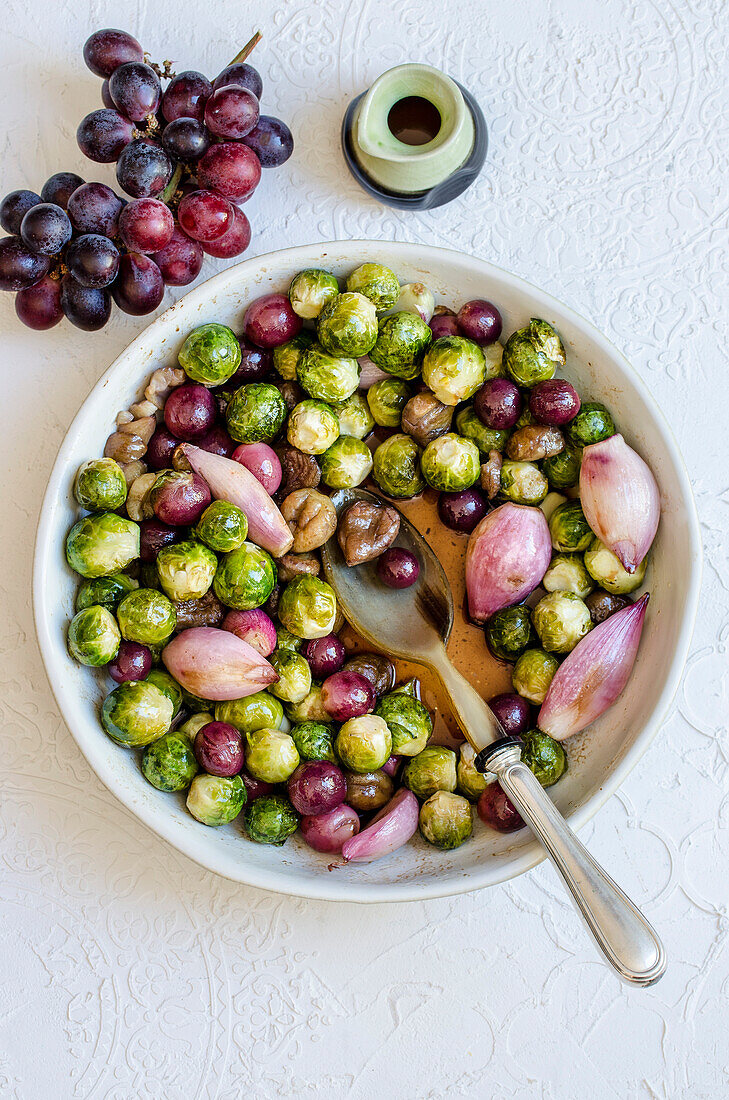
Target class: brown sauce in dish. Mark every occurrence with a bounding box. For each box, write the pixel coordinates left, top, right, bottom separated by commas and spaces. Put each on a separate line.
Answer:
387, 96, 442, 146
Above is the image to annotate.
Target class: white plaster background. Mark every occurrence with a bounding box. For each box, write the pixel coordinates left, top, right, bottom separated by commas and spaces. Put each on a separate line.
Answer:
0, 0, 727, 1095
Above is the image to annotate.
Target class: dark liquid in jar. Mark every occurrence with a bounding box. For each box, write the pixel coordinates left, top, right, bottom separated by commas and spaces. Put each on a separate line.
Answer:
387, 96, 442, 146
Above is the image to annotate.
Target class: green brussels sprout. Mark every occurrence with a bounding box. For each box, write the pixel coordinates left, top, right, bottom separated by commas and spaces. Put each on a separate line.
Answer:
520, 730, 567, 787
321, 436, 373, 488
421, 433, 481, 492
101, 680, 174, 747
391, 677, 421, 699
421, 336, 486, 406
215, 691, 285, 733
500, 460, 548, 505
542, 446, 581, 489
145, 668, 183, 717
532, 591, 592, 654
213, 542, 276, 610
141, 729, 198, 791
268, 648, 312, 703
179, 712, 215, 737
67, 605, 120, 666
503, 318, 565, 387
226, 383, 287, 444
75, 572, 138, 613
74, 458, 127, 512
297, 344, 360, 403
372, 433, 425, 498
316, 292, 378, 358
287, 399, 340, 455
272, 330, 315, 381
419, 791, 473, 849
276, 627, 303, 652
284, 684, 329, 723
367, 378, 411, 428
186, 773, 246, 826
374, 692, 432, 756
178, 322, 241, 385
485, 605, 534, 662
584, 538, 647, 594
403, 746, 457, 800
246, 727, 300, 782
369, 313, 432, 379
195, 500, 248, 553
346, 263, 400, 310
336, 714, 392, 773
278, 575, 337, 640
156, 539, 217, 602
290, 720, 338, 763
333, 393, 375, 439
390, 281, 435, 323
455, 406, 509, 455
456, 743, 489, 801
565, 402, 615, 448
116, 587, 176, 645
289, 268, 340, 320
512, 648, 559, 704
244, 794, 299, 845
548, 500, 593, 553
65, 512, 140, 579
542, 552, 594, 598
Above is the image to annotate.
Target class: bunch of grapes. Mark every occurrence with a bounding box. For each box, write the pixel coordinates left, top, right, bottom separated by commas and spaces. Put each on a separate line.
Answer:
0, 28, 292, 332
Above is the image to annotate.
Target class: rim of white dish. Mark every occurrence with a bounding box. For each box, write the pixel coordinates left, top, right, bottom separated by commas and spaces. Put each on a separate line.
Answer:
33, 241, 702, 903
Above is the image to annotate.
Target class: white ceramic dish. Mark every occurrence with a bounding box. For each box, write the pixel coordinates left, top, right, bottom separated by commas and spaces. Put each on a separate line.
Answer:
34, 241, 701, 903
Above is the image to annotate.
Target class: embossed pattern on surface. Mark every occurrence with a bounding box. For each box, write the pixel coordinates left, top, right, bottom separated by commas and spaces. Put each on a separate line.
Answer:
0, 0, 727, 1095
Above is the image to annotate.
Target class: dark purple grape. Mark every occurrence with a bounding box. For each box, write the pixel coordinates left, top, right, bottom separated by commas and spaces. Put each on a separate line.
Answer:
194, 722, 244, 777
241, 772, 274, 802
212, 62, 262, 99
300, 804, 359, 853
162, 117, 211, 161
487, 692, 532, 735
161, 70, 212, 123
151, 470, 211, 525
83, 29, 144, 78
288, 761, 346, 816
178, 189, 234, 243
204, 85, 259, 139
457, 299, 502, 344
529, 379, 581, 426
66, 234, 120, 288
118, 197, 175, 253
473, 377, 523, 430
225, 337, 270, 387
303, 634, 346, 679
77, 108, 134, 163
101, 80, 114, 108
116, 139, 173, 199
242, 116, 294, 168
477, 784, 524, 832
197, 142, 261, 203
15, 275, 63, 329
0, 236, 51, 291
111, 253, 164, 315
107, 640, 152, 683
429, 310, 459, 340
164, 383, 216, 440
196, 423, 236, 457
438, 487, 488, 533
376, 547, 420, 588
243, 293, 302, 349
321, 671, 375, 721
146, 426, 181, 470
139, 518, 180, 562
151, 225, 203, 286
109, 62, 161, 122
202, 207, 251, 259
67, 182, 123, 236
20, 203, 72, 255
40, 172, 85, 209
60, 274, 111, 331
0, 190, 41, 234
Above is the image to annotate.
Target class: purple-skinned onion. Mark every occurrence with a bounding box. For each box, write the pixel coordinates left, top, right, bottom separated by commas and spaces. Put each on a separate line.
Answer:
221, 608, 277, 656
301, 804, 360, 853
341, 788, 419, 863
162, 626, 278, 701
465, 502, 552, 623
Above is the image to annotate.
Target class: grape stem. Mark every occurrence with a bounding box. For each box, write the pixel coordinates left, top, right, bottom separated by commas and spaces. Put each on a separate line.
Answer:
160, 162, 184, 205
228, 31, 262, 66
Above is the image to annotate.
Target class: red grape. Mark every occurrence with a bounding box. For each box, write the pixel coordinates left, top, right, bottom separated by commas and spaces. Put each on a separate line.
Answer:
303, 634, 345, 679
0, 236, 51, 291
242, 116, 294, 168
66, 233, 120, 288
241, 772, 274, 802
151, 470, 211, 525
116, 139, 173, 198
376, 547, 420, 588
161, 70, 212, 123
139, 518, 179, 562
196, 423, 236, 457
477, 784, 524, 832
178, 189, 234, 242
67, 182, 123, 236
243, 292, 302, 348
151, 225, 203, 286
437, 487, 489, 533
162, 117, 211, 161
119, 198, 175, 253
111, 253, 164, 315
40, 172, 84, 209
300, 804, 359, 853
197, 142, 261, 203
15, 275, 63, 330
60, 274, 111, 330
101, 80, 114, 108
473, 378, 522, 429
231, 442, 281, 493
77, 108, 134, 163
204, 85, 259, 139
321, 671, 375, 721
164, 383, 216, 440
83, 29, 144, 78
222, 609, 277, 656
20, 203, 72, 255
0, 190, 41, 234
226, 337, 270, 385
194, 722, 244, 777
430, 312, 460, 339
528, 380, 581, 426
109, 61, 161, 122
487, 692, 532, 736
202, 206, 251, 259
107, 640, 152, 683
212, 62, 262, 99
457, 299, 502, 344
146, 426, 181, 470
288, 761, 346, 816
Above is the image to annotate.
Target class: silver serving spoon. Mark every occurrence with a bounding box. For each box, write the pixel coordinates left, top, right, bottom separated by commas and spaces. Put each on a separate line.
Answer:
321, 487, 665, 986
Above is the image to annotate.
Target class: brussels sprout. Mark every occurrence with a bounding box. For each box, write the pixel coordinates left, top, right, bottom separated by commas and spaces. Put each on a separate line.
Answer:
549, 500, 593, 553
226, 383, 287, 444
215, 691, 285, 733
246, 727, 300, 783
369, 313, 432, 379
366, 381, 409, 430
482, 342, 506, 380
346, 262, 400, 310
336, 714, 392, 773
503, 318, 565, 387
117, 587, 176, 645
584, 538, 647, 594
520, 730, 566, 787
316, 292, 378, 358
276, 627, 303, 652
268, 648, 312, 703
244, 794, 299, 844
186, 773, 246, 826
419, 791, 473, 849
287, 399, 340, 455
272, 330, 315, 381
278, 575, 337, 640
179, 712, 215, 737
145, 668, 183, 717
75, 573, 138, 613
389, 281, 435, 323
540, 492, 568, 523
67, 606, 120, 666
455, 406, 509, 455
321, 435, 373, 488
178, 322, 241, 386
213, 542, 276, 610
565, 402, 615, 448
372, 434, 425, 498
421, 433, 480, 492
284, 683, 329, 723
485, 605, 534, 662
403, 746, 457, 800
543, 552, 594, 598
542, 446, 581, 489
66, 512, 140, 579
290, 720, 338, 763
333, 393, 375, 439
421, 336, 486, 406
195, 500, 249, 553
499, 460, 548, 505
456, 743, 489, 801
297, 344, 360, 403
142, 729, 198, 791
101, 680, 174, 747
511, 648, 559, 704
532, 591, 592, 654
391, 677, 421, 699
156, 539, 217, 602
289, 268, 340, 320
374, 692, 432, 756
74, 458, 127, 512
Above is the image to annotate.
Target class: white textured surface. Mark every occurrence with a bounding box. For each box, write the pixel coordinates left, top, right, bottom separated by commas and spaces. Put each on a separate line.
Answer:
0, 0, 726, 1095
